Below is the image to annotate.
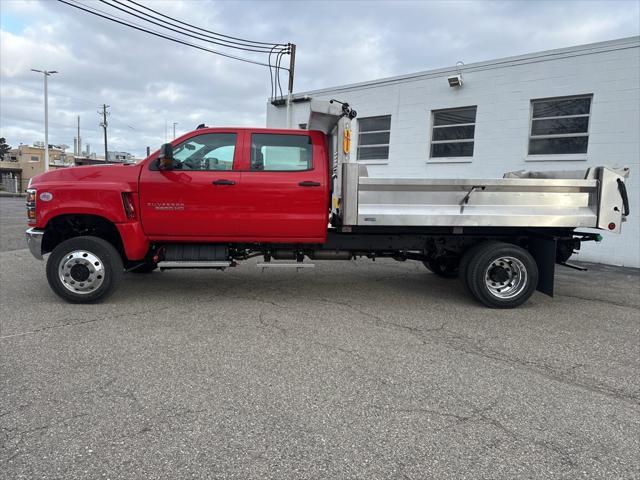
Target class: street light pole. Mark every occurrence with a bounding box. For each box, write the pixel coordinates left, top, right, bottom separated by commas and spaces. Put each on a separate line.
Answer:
172, 122, 178, 139
30, 69, 58, 172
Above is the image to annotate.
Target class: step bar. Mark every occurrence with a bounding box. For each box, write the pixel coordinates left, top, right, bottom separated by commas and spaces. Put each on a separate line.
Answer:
156, 260, 315, 270
158, 261, 232, 269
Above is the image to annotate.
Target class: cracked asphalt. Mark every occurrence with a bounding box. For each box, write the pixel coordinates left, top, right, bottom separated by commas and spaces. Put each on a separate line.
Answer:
1, 196, 640, 479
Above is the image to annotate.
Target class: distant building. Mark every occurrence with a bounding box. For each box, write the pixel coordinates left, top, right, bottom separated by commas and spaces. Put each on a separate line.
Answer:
0, 142, 138, 192
107, 151, 133, 163
0, 143, 71, 192
75, 150, 137, 166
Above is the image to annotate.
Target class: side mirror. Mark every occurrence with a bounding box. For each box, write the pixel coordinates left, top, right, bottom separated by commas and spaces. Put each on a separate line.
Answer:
158, 143, 174, 170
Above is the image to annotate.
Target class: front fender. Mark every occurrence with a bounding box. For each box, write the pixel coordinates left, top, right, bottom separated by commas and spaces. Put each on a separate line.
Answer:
33, 184, 150, 261
35, 183, 131, 227
116, 222, 149, 260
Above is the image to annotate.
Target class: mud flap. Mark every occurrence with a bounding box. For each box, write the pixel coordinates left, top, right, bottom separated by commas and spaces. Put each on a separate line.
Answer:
528, 235, 556, 297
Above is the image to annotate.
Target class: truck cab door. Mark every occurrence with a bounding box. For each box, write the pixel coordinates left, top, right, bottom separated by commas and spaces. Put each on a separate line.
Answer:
139, 131, 242, 238
236, 131, 329, 241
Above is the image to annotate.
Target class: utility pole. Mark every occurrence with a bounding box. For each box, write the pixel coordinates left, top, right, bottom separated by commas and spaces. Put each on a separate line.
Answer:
99, 104, 110, 162
286, 43, 296, 128
172, 122, 178, 139
30, 69, 58, 171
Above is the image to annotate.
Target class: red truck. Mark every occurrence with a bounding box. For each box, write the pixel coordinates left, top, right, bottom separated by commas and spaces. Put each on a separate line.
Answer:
25, 101, 630, 308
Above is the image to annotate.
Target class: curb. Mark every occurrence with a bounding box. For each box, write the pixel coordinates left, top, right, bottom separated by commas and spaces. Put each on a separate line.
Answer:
0, 192, 26, 198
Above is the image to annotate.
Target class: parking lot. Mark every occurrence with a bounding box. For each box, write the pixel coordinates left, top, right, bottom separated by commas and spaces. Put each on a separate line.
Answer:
1, 196, 639, 479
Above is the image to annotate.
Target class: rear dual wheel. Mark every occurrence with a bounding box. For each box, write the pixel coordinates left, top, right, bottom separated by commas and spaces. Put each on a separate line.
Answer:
460, 241, 538, 309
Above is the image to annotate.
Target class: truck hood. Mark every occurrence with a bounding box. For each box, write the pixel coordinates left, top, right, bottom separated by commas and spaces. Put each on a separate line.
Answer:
29, 163, 143, 191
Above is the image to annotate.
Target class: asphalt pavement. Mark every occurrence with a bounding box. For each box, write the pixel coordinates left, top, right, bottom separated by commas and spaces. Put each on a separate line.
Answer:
0, 195, 29, 253
1, 196, 639, 479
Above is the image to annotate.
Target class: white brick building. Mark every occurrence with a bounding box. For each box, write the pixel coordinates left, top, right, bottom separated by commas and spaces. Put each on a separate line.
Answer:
267, 36, 640, 268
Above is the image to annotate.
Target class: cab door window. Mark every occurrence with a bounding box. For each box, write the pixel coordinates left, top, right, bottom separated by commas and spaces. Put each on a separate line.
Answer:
250, 134, 312, 171
172, 133, 237, 171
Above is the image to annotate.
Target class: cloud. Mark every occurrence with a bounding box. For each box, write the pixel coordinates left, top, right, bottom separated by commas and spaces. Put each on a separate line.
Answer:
0, 0, 638, 157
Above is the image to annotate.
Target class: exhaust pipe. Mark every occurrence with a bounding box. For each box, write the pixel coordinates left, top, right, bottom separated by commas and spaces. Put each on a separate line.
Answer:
271, 250, 353, 261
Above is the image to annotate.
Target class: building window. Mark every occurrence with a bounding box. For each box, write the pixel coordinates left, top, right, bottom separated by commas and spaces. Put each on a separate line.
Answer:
357, 115, 391, 161
430, 106, 477, 158
30, 156, 39, 162
528, 95, 592, 155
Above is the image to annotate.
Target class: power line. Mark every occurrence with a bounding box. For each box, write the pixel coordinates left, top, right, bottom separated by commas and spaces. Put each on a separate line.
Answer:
99, 0, 288, 54
268, 45, 279, 100
123, 0, 287, 47
58, 0, 286, 69
109, 0, 286, 51
268, 46, 290, 100
275, 50, 284, 100
58, 0, 297, 125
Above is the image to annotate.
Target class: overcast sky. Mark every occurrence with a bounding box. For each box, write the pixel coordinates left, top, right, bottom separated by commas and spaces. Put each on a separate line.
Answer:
1, 0, 638, 158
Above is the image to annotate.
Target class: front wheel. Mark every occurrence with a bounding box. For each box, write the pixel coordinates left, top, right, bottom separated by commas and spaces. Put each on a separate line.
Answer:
46, 236, 124, 303
464, 242, 538, 309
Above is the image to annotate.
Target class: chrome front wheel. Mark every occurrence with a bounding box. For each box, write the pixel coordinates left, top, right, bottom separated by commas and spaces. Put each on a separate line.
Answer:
46, 236, 123, 303
58, 250, 106, 294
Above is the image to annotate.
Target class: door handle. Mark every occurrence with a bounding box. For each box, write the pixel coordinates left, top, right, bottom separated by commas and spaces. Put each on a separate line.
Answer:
298, 181, 321, 187
212, 179, 236, 185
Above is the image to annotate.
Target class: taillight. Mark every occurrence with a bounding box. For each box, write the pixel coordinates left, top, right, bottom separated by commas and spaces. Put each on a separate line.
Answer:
26, 189, 36, 223
121, 192, 137, 220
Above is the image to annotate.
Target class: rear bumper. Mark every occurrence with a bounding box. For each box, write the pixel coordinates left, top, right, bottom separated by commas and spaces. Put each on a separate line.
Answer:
26, 228, 45, 260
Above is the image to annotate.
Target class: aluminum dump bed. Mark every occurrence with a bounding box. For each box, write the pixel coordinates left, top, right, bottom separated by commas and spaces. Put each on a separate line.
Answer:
340, 164, 629, 232
306, 100, 630, 234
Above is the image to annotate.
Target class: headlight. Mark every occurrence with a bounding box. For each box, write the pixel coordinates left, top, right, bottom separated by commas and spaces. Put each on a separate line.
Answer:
26, 189, 36, 222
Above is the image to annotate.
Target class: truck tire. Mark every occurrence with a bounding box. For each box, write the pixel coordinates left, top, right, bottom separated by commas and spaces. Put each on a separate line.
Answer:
459, 242, 486, 296
46, 236, 124, 303
423, 258, 458, 278
464, 242, 538, 309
